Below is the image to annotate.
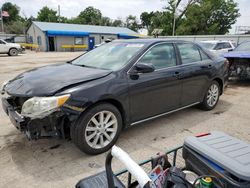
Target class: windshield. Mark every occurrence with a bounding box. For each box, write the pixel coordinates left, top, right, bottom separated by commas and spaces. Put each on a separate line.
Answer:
235, 42, 250, 51
0, 39, 6, 44
71, 42, 145, 71
198, 42, 216, 50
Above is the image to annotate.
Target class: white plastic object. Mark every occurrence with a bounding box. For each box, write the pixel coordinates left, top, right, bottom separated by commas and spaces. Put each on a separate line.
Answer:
111, 145, 151, 187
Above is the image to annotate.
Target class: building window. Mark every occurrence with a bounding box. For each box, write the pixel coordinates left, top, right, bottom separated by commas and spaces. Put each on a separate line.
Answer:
75, 37, 83, 45
29, 36, 33, 43
37, 36, 42, 45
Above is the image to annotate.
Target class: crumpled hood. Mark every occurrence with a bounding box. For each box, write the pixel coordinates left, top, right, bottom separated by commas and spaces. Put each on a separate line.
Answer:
223, 51, 250, 58
5, 63, 111, 97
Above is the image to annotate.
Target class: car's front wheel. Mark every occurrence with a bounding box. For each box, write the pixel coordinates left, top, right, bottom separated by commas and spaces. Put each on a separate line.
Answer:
71, 103, 122, 155
200, 81, 220, 110
8, 48, 18, 56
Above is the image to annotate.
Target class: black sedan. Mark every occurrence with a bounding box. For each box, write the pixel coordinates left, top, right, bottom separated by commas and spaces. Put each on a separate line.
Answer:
1, 39, 228, 154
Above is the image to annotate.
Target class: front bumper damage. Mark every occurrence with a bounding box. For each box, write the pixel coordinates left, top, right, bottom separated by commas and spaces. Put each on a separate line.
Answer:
1, 96, 79, 140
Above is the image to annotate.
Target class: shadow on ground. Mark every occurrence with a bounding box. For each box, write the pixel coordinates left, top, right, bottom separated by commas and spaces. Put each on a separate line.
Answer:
1, 98, 232, 182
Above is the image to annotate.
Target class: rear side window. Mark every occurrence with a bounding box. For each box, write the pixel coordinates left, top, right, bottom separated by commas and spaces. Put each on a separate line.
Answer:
138, 43, 177, 70
200, 50, 210, 61
177, 43, 201, 64
214, 42, 231, 50
214, 43, 224, 50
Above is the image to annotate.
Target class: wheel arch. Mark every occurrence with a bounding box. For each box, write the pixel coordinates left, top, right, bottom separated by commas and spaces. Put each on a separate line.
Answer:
85, 98, 127, 129
213, 77, 223, 95
8, 47, 18, 52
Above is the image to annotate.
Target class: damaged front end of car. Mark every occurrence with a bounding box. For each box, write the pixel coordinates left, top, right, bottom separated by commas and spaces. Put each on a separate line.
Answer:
1, 88, 84, 140
228, 58, 250, 79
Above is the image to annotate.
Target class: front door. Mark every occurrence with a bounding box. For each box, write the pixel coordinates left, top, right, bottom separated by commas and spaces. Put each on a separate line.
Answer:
88, 37, 95, 51
0, 40, 7, 53
48, 37, 55, 51
176, 43, 214, 106
128, 43, 182, 123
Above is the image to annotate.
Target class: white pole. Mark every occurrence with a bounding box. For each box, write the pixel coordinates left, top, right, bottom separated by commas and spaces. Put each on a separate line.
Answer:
0, 7, 4, 33
58, 5, 61, 23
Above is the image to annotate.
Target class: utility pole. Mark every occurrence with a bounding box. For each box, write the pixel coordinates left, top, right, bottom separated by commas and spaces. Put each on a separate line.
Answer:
172, 1, 177, 36
58, 5, 61, 23
0, 7, 4, 33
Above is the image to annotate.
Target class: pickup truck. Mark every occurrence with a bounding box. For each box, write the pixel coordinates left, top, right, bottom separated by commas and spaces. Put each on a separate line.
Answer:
0, 39, 22, 56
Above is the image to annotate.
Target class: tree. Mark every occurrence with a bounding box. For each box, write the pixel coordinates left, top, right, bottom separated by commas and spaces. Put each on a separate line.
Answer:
140, 0, 240, 36
37, 6, 58, 22
140, 12, 154, 31
78, 6, 102, 25
100, 17, 112, 26
112, 19, 124, 27
1, 2, 21, 23
4, 20, 25, 34
126, 15, 139, 32
176, 0, 240, 35
149, 11, 172, 35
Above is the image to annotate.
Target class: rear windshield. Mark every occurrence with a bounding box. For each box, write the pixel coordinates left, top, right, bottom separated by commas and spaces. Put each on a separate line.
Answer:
72, 42, 145, 71
235, 42, 250, 51
198, 42, 216, 50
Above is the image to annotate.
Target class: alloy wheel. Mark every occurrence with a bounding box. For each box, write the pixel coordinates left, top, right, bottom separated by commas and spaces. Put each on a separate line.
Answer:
85, 111, 118, 149
207, 84, 219, 107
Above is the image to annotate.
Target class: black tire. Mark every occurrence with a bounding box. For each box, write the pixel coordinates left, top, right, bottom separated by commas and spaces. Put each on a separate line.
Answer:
8, 48, 18, 56
71, 103, 122, 155
200, 81, 220, 111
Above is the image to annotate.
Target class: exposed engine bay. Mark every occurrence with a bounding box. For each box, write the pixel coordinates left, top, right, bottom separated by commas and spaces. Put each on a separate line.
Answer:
228, 58, 250, 79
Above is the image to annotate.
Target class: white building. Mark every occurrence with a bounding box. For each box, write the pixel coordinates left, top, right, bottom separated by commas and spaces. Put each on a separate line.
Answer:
27, 21, 139, 52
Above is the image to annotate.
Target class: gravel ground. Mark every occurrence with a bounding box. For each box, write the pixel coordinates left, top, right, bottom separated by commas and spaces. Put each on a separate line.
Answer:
0, 51, 250, 188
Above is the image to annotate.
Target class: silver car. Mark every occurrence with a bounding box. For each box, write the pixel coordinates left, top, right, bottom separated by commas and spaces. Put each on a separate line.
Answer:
198, 40, 236, 56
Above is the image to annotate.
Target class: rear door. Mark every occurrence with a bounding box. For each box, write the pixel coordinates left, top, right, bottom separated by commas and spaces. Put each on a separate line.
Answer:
128, 43, 182, 123
176, 43, 214, 106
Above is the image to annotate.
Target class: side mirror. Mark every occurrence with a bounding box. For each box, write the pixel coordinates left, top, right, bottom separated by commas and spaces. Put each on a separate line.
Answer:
134, 63, 155, 73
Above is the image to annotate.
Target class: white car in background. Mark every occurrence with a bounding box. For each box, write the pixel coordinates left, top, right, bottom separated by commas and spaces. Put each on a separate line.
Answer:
198, 40, 236, 56
0, 39, 22, 56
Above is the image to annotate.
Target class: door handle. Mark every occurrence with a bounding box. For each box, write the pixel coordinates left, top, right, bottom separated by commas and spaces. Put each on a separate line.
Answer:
173, 71, 181, 78
201, 64, 212, 69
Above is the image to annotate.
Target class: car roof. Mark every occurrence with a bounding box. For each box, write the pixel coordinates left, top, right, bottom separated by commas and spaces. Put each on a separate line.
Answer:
114, 38, 192, 44
199, 40, 232, 43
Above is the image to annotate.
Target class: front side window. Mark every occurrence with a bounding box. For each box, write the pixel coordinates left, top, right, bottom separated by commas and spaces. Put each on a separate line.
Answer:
75, 37, 83, 45
71, 42, 145, 71
138, 43, 177, 70
177, 43, 201, 64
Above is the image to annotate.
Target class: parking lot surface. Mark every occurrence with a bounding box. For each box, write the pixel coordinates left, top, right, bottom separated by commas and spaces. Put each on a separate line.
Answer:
0, 51, 250, 188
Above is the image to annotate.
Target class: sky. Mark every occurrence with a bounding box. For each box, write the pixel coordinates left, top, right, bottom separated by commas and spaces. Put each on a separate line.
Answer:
1, 0, 250, 34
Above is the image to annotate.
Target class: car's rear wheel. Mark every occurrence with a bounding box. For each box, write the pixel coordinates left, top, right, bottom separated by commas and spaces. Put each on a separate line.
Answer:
8, 48, 18, 56
71, 103, 122, 155
200, 81, 220, 111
